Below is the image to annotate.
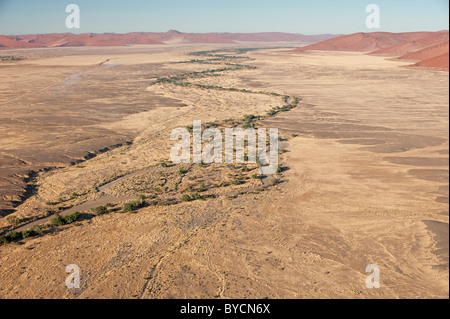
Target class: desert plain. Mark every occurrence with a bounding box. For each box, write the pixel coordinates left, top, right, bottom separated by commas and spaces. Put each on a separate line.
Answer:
0, 40, 448, 299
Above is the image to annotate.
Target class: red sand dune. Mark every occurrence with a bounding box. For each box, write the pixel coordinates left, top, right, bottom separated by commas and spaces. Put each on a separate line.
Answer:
414, 52, 449, 69
47, 34, 122, 47
293, 31, 449, 71
0, 31, 340, 50
399, 40, 449, 61
18, 33, 73, 46
371, 31, 449, 56
293, 32, 434, 52
0, 35, 44, 49
49, 33, 165, 47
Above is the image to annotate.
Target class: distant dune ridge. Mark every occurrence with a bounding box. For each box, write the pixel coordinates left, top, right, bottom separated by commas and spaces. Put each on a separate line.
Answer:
0, 30, 340, 49
293, 31, 449, 70
2, 30, 447, 70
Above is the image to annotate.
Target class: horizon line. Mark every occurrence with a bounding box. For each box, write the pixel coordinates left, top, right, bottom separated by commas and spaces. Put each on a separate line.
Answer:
2, 29, 449, 37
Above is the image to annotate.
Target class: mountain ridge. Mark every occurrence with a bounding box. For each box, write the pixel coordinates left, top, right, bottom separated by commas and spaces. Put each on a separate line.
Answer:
0, 31, 341, 49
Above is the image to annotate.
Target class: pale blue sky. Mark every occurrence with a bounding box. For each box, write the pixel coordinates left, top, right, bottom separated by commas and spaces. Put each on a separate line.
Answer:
0, 0, 448, 35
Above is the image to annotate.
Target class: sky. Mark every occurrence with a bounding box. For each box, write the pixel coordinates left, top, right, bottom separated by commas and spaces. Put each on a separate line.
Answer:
0, 0, 448, 35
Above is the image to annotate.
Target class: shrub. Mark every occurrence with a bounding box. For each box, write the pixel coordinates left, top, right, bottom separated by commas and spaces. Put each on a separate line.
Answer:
206, 122, 218, 128
123, 202, 134, 212
181, 195, 192, 202
0, 236, 9, 245
63, 212, 81, 224
51, 214, 65, 226
251, 174, 260, 179
31, 225, 44, 236
58, 198, 64, 203
6, 216, 21, 226
179, 168, 187, 174
192, 193, 202, 200
230, 179, 241, 185
7, 230, 19, 240
123, 201, 145, 212
0, 55, 24, 62
21, 229, 33, 239
243, 114, 256, 122
92, 206, 108, 214
43, 209, 54, 217
160, 162, 168, 167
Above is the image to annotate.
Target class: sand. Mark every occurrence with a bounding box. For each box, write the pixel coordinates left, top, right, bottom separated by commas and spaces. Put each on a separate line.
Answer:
294, 31, 449, 70
0, 45, 448, 299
